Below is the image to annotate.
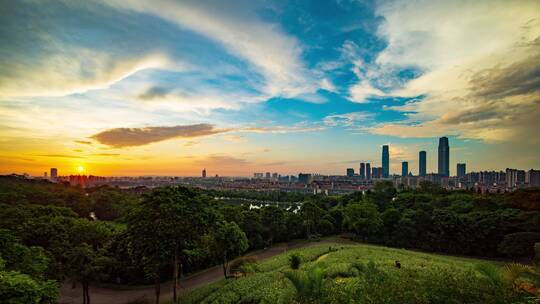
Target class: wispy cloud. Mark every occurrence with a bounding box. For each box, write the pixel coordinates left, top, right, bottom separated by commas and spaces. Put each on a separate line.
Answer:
240, 125, 325, 134
35, 154, 85, 159
75, 140, 93, 145
92, 124, 230, 148
138, 86, 173, 100
195, 155, 250, 167
103, 0, 318, 98
223, 135, 248, 143
323, 111, 374, 127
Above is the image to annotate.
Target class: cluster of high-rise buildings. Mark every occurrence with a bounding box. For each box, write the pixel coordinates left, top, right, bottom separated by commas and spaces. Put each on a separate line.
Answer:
342, 136, 539, 191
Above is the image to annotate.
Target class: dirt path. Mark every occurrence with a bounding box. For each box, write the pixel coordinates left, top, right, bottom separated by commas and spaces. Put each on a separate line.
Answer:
59, 241, 331, 304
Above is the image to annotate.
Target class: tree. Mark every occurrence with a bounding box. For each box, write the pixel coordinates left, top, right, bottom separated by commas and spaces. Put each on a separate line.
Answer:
213, 221, 249, 278
0, 258, 58, 304
0, 233, 58, 304
343, 202, 382, 241
300, 202, 323, 238
125, 186, 218, 304
65, 244, 113, 304
260, 206, 287, 246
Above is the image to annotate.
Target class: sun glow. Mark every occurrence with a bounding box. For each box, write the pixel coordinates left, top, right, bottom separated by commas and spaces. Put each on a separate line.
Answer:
76, 165, 85, 173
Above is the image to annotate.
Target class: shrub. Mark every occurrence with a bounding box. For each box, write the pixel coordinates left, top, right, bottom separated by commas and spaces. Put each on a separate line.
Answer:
498, 232, 540, 257
289, 254, 301, 269
229, 256, 258, 276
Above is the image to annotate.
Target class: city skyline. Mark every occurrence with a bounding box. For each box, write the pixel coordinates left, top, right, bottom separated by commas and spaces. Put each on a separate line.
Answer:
1, 0, 539, 176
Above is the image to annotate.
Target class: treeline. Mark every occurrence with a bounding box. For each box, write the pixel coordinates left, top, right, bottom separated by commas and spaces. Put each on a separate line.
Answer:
1, 175, 539, 304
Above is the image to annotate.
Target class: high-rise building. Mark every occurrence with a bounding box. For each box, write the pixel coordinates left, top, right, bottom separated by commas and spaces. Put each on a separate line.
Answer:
366, 163, 371, 180
438, 137, 449, 177
457, 163, 466, 178
526, 169, 540, 187
506, 168, 526, 188
265, 172, 271, 179
50, 168, 58, 179
372, 167, 383, 179
359, 163, 366, 179
419, 151, 426, 176
298, 173, 313, 184
202, 168, 207, 178
382, 145, 389, 178
346, 168, 355, 177
401, 161, 408, 177
272, 172, 278, 180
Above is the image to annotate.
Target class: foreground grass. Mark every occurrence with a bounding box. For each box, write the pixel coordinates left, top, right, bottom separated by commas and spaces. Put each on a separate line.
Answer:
179, 243, 532, 304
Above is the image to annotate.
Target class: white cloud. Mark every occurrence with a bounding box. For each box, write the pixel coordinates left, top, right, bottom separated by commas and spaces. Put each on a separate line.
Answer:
370, 0, 540, 144
323, 112, 374, 127
0, 50, 171, 98
103, 0, 318, 98
349, 81, 386, 103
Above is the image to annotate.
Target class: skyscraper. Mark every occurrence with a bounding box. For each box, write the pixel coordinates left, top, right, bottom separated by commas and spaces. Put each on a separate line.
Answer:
346, 168, 355, 177
202, 168, 207, 178
366, 163, 371, 180
457, 163, 466, 178
359, 163, 366, 179
382, 145, 389, 178
438, 137, 449, 177
419, 151, 426, 176
402, 161, 408, 177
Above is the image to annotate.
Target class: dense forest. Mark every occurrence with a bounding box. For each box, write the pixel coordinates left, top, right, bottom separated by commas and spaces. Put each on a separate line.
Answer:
0, 175, 539, 303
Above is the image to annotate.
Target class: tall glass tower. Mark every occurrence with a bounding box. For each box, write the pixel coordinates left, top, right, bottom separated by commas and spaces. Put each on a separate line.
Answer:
382, 145, 389, 178
438, 137, 449, 177
419, 151, 426, 176
402, 161, 409, 177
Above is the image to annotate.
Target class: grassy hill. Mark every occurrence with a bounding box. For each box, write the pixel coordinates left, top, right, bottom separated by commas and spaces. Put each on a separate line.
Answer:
179, 242, 533, 304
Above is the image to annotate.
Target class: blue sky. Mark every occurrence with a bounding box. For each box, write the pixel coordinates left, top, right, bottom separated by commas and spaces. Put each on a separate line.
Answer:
0, 0, 539, 176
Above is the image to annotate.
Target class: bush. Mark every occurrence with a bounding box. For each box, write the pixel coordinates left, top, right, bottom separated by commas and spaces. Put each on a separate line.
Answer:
289, 254, 301, 269
229, 256, 258, 275
498, 232, 540, 257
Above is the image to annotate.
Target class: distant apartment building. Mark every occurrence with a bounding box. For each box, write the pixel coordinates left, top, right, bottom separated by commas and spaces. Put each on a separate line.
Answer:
359, 163, 366, 179
298, 173, 313, 184
419, 151, 426, 176
506, 168, 526, 188
401, 161, 408, 177
346, 168, 355, 177
526, 169, 540, 187
371, 167, 383, 179
366, 163, 371, 180
457, 163, 466, 178
50, 168, 58, 179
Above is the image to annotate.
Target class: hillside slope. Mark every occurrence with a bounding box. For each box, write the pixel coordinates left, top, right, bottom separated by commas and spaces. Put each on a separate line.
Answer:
180, 243, 530, 304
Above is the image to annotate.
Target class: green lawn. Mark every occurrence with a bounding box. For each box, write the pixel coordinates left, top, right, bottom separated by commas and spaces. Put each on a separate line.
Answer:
179, 243, 532, 304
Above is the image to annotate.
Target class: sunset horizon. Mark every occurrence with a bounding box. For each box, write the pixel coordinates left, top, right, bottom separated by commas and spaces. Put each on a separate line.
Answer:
1, 0, 539, 177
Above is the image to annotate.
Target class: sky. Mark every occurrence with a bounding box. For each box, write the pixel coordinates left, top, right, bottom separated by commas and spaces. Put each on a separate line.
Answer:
1, 0, 539, 177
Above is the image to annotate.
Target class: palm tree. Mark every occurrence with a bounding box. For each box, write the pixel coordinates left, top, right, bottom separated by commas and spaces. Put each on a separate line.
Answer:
503, 263, 540, 297
284, 267, 325, 303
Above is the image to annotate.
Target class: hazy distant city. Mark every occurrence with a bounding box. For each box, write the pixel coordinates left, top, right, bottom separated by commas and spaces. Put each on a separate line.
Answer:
25, 136, 539, 195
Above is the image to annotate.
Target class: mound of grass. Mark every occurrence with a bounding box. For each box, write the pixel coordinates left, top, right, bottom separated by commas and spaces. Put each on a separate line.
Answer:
179, 243, 530, 304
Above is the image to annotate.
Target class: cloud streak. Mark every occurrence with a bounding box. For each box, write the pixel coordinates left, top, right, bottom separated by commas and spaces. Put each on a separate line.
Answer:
92, 124, 230, 148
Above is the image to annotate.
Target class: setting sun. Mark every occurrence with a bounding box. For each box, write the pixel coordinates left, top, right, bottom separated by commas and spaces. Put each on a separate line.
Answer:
76, 165, 84, 173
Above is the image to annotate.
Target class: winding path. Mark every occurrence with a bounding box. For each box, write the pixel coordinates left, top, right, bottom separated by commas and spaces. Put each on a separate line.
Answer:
59, 241, 332, 304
